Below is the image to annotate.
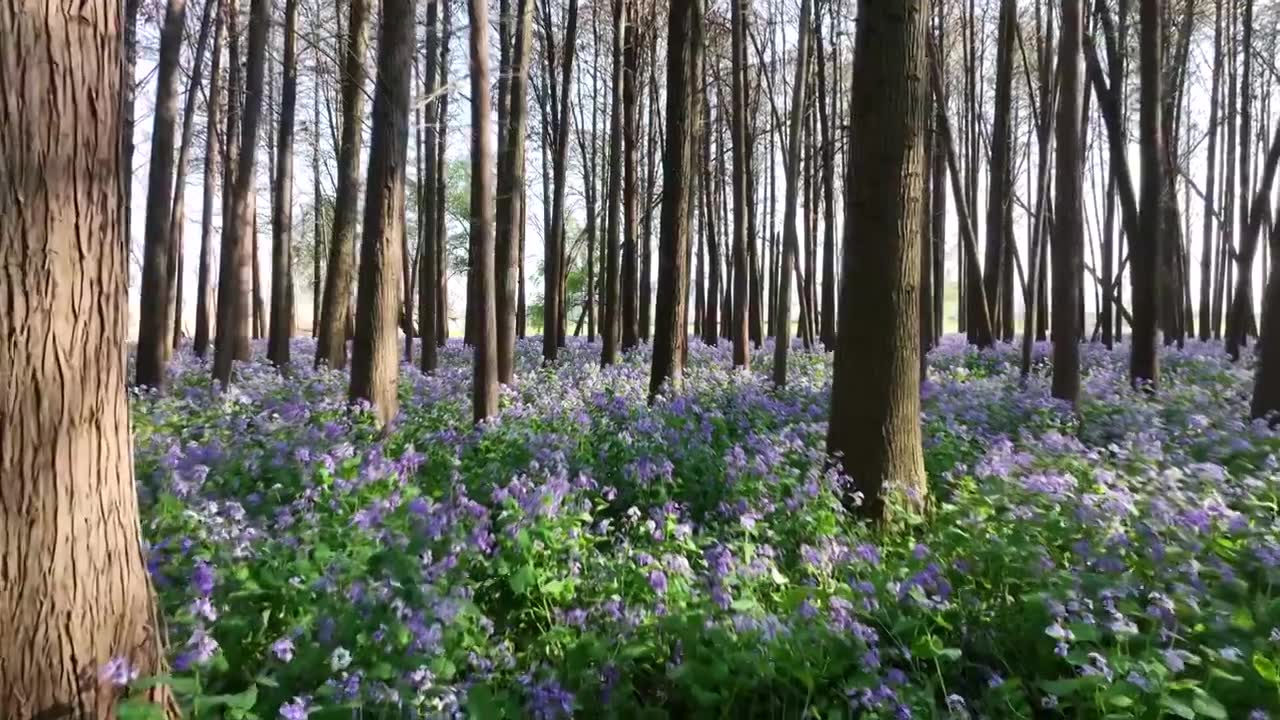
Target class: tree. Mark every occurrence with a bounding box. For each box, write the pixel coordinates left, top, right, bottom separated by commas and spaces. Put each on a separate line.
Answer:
1130, 0, 1161, 389
602, 0, 627, 366
771, 0, 813, 387
495, 0, 535, 383
269, 0, 300, 367
980, 0, 1014, 350
1199, 0, 1225, 342
419, 0, 443, 373
544, 0, 582, 363
650, 0, 703, 401
828, 0, 929, 523
195, 10, 226, 359
1052, 0, 1082, 404
315, 0, 372, 370
213, 0, 272, 387
815, 15, 836, 354
470, 0, 500, 421
621, 14, 641, 352
349, 0, 416, 428
0, 0, 168, 710
136, 0, 191, 390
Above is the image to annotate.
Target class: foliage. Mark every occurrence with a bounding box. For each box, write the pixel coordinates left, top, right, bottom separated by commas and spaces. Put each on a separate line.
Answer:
119, 337, 1280, 719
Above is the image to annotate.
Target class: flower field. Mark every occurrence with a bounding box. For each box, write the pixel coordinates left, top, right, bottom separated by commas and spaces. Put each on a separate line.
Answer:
128, 337, 1280, 719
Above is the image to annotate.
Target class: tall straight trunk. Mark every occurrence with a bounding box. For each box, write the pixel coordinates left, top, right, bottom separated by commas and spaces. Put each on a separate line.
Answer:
921, 67, 935, 359
695, 206, 705, 339
213, 0, 271, 385
816, 18, 837, 353
650, 0, 702, 401
467, 0, 498, 421
1132, 0, 1162, 388
931, 1, 946, 341
828, 0, 929, 523
581, 57, 600, 342
123, 0, 142, 258
1053, 0, 1082, 404
350, 0, 415, 428
544, 0, 581, 362
165, 0, 218, 358
195, 11, 225, 359
1216, 0, 1238, 340
436, 3, 452, 344
977, 0, 1015, 350
1233, 0, 1254, 345
1200, 0, 1225, 341
771, 0, 813, 387
311, 7, 325, 339
315, 0, 371, 370
602, 0, 627, 366
641, 43, 659, 342
0, 1, 171, 711
621, 17, 641, 352
729, 0, 752, 363
268, 0, 300, 367
136, 0, 191, 389
699, 77, 720, 347
419, 0, 442, 372
495, 0, 535, 383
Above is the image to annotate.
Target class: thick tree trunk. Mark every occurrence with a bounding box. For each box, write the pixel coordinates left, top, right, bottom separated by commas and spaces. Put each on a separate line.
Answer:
979, 0, 1015, 349
315, 0, 371, 370
621, 16, 641, 352
650, 0, 702, 401
136, 0, 191, 389
1053, 0, 1082, 404
495, 0, 535, 382
213, 0, 271, 386
730, 0, 752, 364
468, 0, 500, 422
1, 3, 169, 712
268, 0, 300, 367
1132, 0, 1162, 388
350, 0, 414, 428
828, 0, 928, 523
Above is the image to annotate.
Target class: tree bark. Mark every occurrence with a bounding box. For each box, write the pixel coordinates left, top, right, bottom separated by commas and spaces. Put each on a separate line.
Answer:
468, 0, 500, 422
1, 3, 170, 712
544, 0, 581, 362
650, 0, 703, 401
315, 0, 371, 370
268, 0, 300, 367
1131, 0, 1162, 389
602, 0, 627, 366
828, 0, 928, 523
1052, 0, 1082, 404
418, 0, 442, 373
195, 4, 226, 358
621, 15, 641, 352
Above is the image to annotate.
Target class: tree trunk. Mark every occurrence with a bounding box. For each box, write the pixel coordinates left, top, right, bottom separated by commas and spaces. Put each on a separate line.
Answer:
979, 0, 1015, 350
1200, 0, 1225, 341
495, 0, 535, 383
641, 43, 659, 341
1, 2, 170, 711
123, 0, 142, 259
436, 3, 453, 344
699, 75, 720, 347
650, 0, 702, 401
213, 0, 271, 386
315, 0, 371, 370
419, 0, 442, 373
828, 0, 928, 523
544, 0, 581, 362
350, 0, 414, 429
816, 17, 837, 353
195, 5, 226, 359
1053, 0, 1082, 404
621, 15, 641, 352
1132, 0, 1162, 388
136, 0, 191, 389
771, 0, 812, 386
468, 0, 500, 422
268, 0, 299, 367
602, 0, 627, 366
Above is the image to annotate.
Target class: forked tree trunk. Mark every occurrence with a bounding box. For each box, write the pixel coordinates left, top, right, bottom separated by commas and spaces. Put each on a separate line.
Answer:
213, 0, 271, 386
650, 0, 703, 401
469, 0, 500, 422
827, 0, 928, 523
315, 0, 371, 370
268, 0, 300, 367
350, 0, 414, 428
2, 2, 170, 713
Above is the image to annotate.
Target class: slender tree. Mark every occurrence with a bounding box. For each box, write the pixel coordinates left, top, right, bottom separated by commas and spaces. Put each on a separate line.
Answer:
1131, 0, 1162, 388
730, 0, 751, 365
195, 5, 226, 359
544, 0, 581, 362
622, 15, 642, 352
315, 0, 371, 370
602, 0, 627, 366
269, 0, 300, 367
469, 0, 500, 421
419, 0, 442, 373
1052, 0, 1082, 404
650, 0, 703, 401
828, 0, 929, 522
213, 0, 272, 386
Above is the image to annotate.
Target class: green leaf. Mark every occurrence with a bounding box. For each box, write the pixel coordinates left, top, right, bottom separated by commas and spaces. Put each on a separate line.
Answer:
1159, 696, 1196, 719
115, 699, 167, 720
194, 685, 258, 712
1040, 678, 1086, 697
1191, 692, 1227, 720
1231, 606, 1256, 631
130, 674, 199, 696
509, 565, 536, 596
1254, 653, 1280, 684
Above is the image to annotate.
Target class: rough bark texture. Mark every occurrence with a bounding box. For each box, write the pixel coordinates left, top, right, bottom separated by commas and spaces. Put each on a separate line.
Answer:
827, 0, 928, 523
650, 0, 702, 402
469, 0, 500, 422
315, 0, 371, 370
495, 0, 535, 383
1052, 0, 1082, 404
136, 0, 190, 390
213, 0, 271, 386
269, 0, 300, 367
602, 0, 627, 366
0, 1, 168, 713
349, 0, 415, 429
1131, 0, 1162, 389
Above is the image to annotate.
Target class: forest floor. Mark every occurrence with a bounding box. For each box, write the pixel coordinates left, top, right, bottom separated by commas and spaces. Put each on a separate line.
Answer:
128, 336, 1280, 719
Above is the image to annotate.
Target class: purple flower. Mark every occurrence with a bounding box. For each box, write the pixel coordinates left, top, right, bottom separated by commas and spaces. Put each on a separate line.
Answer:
191, 560, 216, 596
100, 656, 138, 687
271, 636, 295, 662
279, 696, 313, 720
648, 570, 668, 595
